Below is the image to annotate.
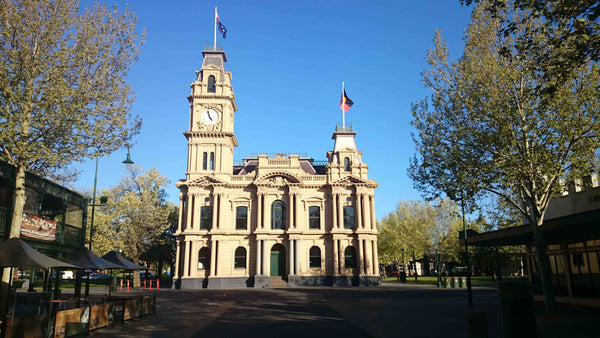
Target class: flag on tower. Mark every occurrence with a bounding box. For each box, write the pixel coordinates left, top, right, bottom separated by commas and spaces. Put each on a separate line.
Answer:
216, 10, 227, 38
340, 89, 354, 112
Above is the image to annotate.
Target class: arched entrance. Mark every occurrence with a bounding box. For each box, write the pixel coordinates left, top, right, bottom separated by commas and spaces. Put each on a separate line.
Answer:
270, 244, 286, 277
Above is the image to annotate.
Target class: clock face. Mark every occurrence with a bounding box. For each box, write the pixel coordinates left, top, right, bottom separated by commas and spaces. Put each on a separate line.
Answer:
201, 109, 219, 125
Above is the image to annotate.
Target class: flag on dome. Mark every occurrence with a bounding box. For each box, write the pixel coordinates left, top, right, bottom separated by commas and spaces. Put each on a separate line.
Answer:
216, 9, 227, 38
340, 89, 353, 112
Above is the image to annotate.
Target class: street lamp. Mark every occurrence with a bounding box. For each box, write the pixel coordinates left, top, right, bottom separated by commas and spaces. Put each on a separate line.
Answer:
436, 246, 441, 288
88, 148, 134, 251
460, 193, 473, 305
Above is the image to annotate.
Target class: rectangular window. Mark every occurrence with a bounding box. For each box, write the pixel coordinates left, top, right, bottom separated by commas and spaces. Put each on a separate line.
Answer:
200, 206, 212, 230
308, 206, 320, 229
236, 206, 248, 230
572, 253, 585, 267
343, 206, 355, 229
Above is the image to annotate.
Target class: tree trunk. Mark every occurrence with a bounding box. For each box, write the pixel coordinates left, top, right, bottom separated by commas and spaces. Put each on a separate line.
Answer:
2, 165, 27, 286
532, 223, 557, 314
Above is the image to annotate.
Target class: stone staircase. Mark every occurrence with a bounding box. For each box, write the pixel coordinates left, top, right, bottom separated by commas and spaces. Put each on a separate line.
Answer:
270, 277, 287, 288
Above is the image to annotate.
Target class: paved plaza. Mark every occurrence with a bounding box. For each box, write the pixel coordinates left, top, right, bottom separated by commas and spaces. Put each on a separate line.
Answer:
86, 283, 600, 338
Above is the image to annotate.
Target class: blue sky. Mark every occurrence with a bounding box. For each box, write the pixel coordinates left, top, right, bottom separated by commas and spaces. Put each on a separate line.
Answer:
73, 0, 474, 220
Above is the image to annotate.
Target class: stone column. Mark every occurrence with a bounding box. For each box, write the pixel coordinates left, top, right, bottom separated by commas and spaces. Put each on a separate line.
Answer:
358, 239, 363, 276
337, 195, 344, 229
183, 240, 190, 277
178, 195, 184, 232
288, 194, 294, 230
365, 240, 372, 276
294, 240, 299, 275
186, 194, 193, 231
339, 241, 344, 272
256, 239, 262, 276
289, 239, 295, 275
363, 194, 371, 230
174, 240, 181, 278
356, 195, 363, 229
262, 194, 267, 229
332, 194, 337, 231
262, 240, 268, 276
212, 193, 219, 230
210, 240, 217, 277
294, 194, 300, 229
372, 240, 379, 276
333, 238, 339, 275
370, 195, 376, 230
257, 193, 262, 231
190, 241, 197, 277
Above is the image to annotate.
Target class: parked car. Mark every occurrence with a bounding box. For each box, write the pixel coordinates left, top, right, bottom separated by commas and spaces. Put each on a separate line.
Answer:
49, 271, 74, 279
139, 271, 156, 279
83, 272, 111, 280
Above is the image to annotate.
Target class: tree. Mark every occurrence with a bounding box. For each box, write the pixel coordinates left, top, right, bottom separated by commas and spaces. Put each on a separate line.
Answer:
378, 200, 462, 279
140, 204, 178, 279
0, 0, 143, 243
92, 167, 171, 287
409, 0, 600, 313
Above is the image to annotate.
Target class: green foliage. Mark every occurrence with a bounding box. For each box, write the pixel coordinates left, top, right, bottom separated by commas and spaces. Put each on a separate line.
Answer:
0, 0, 143, 175
91, 166, 171, 269
377, 199, 462, 265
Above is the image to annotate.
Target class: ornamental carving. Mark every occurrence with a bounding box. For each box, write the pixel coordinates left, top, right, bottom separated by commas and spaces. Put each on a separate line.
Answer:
268, 176, 288, 187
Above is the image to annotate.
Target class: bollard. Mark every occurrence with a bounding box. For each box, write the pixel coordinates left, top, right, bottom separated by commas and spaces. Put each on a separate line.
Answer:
157, 279, 160, 290
461, 277, 466, 288
149, 279, 152, 291
454, 277, 459, 288
143, 279, 147, 290
120, 279, 123, 291
127, 280, 130, 292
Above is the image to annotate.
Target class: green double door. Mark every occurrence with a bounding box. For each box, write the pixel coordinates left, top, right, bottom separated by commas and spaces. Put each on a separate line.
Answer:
270, 244, 286, 277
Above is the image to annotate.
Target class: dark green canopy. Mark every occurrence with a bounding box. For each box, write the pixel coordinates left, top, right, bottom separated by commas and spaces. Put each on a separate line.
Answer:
61, 247, 125, 270
101, 251, 146, 270
0, 238, 79, 269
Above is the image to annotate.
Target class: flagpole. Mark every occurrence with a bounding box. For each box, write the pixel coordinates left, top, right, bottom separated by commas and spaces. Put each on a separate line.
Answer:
214, 7, 217, 50
342, 81, 346, 129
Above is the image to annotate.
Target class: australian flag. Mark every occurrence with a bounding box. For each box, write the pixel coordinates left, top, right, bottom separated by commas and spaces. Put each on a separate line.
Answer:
217, 16, 227, 39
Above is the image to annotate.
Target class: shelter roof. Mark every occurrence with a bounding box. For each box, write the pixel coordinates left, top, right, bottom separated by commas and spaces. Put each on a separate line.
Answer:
0, 238, 79, 269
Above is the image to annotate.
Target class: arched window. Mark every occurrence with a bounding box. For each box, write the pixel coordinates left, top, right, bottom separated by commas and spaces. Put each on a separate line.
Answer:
343, 206, 355, 229
343, 157, 350, 171
209, 152, 215, 170
236, 206, 248, 230
344, 246, 356, 269
309, 246, 321, 268
207, 75, 216, 93
198, 247, 209, 270
308, 206, 320, 229
234, 247, 246, 269
271, 200, 286, 230
202, 152, 208, 170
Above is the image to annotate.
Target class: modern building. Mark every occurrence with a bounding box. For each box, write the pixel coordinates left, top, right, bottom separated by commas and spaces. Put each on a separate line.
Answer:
0, 160, 88, 256
173, 47, 379, 289
464, 176, 600, 298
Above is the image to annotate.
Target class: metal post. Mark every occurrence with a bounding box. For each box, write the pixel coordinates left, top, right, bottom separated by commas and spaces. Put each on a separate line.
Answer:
462, 197, 473, 305
436, 248, 442, 288
88, 157, 99, 250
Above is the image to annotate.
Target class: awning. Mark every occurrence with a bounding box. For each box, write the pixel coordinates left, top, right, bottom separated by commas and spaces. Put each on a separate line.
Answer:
101, 251, 146, 270
61, 247, 126, 270
461, 209, 600, 247
0, 238, 79, 269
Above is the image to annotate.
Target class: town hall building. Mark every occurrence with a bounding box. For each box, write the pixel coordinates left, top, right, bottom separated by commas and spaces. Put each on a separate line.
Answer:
173, 47, 379, 288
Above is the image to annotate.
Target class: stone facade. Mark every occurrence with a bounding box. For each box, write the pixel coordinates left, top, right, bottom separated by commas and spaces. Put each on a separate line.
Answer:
174, 49, 379, 289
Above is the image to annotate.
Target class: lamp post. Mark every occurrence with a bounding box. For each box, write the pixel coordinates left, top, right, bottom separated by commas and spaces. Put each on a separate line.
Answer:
401, 248, 406, 283
88, 148, 134, 251
436, 247, 441, 288
460, 193, 473, 305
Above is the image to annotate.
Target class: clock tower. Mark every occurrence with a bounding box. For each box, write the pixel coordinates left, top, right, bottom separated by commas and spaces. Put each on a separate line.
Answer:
185, 48, 237, 179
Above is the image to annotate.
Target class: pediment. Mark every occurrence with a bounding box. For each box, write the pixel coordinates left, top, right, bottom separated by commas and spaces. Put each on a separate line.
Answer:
256, 172, 301, 186
189, 176, 227, 186
332, 176, 369, 186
